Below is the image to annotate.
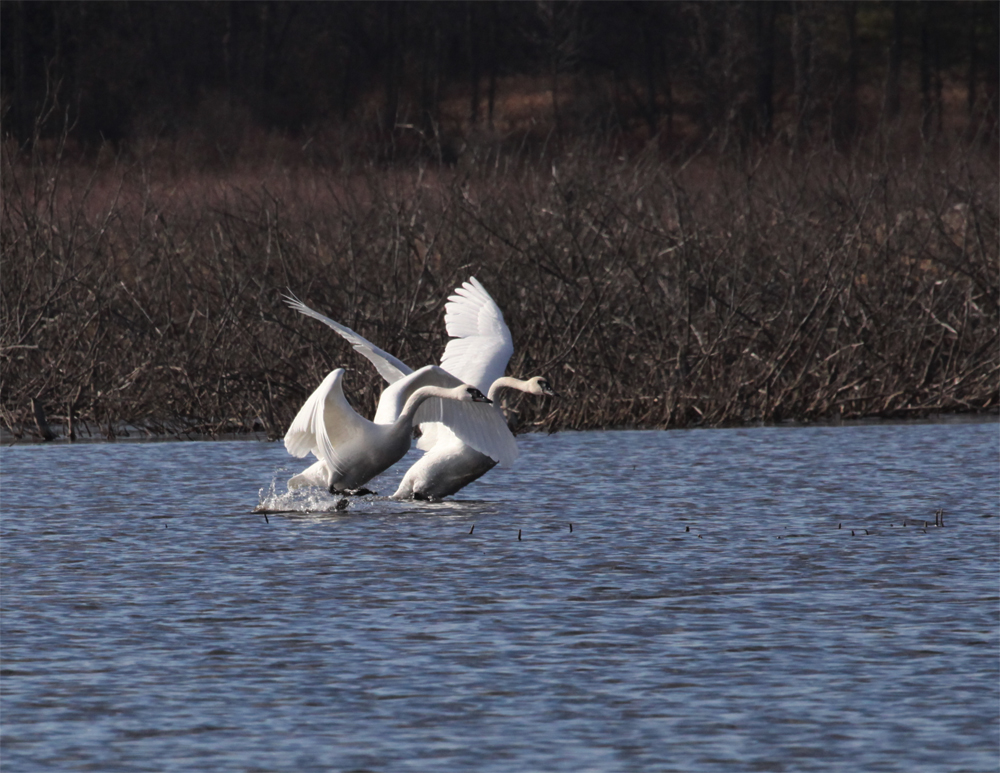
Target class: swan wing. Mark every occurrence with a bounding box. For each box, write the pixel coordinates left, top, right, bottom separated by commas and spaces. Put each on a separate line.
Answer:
413, 398, 519, 468
438, 277, 514, 391
285, 293, 412, 384
374, 365, 518, 466
415, 421, 446, 452
284, 369, 366, 484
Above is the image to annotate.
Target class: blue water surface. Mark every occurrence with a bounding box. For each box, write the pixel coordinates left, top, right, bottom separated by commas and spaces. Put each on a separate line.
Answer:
2, 422, 998, 772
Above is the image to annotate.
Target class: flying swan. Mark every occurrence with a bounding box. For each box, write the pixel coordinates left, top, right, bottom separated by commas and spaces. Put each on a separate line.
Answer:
285, 278, 556, 499
283, 365, 512, 494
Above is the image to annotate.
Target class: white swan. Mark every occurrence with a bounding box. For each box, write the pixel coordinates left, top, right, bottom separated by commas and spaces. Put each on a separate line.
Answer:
394, 374, 557, 499
284, 365, 509, 493
285, 278, 556, 499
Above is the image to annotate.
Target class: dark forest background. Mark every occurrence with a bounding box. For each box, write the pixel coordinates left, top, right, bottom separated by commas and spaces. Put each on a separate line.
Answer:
3, 1, 998, 159
1, 2, 997, 441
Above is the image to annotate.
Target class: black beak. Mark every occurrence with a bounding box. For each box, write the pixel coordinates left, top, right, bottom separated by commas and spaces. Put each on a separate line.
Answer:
468, 387, 492, 404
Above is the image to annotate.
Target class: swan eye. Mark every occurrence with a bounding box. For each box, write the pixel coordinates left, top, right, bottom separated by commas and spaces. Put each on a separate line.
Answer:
537, 379, 558, 396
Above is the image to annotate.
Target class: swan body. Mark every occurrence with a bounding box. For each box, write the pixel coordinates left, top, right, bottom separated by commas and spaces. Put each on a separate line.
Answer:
394, 375, 556, 499
285, 278, 555, 499
284, 365, 501, 493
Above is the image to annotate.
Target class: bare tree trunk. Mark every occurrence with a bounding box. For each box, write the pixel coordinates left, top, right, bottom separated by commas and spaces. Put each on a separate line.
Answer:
468, 2, 480, 126
690, 4, 724, 140
662, 64, 674, 143
886, 3, 903, 119
550, 20, 561, 137
920, 2, 933, 138
10, 0, 28, 141
966, 1, 978, 117
988, 1, 1000, 130
383, 4, 403, 134
843, 1, 858, 138
792, 3, 814, 145
641, 18, 658, 137
538, 0, 580, 139
487, 2, 498, 128
340, 5, 360, 121
756, 1, 776, 137
419, 18, 437, 136
933, 8, 944, 135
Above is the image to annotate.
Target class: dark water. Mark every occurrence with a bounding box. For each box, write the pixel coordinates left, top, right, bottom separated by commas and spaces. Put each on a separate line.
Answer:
2, 423, 997, 772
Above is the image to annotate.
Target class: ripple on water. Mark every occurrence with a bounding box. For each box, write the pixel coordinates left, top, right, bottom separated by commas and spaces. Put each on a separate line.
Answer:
1, 422, 997, 772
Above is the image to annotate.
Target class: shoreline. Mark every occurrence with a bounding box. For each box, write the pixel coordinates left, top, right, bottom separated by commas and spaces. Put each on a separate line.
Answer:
4, 410, 997, 447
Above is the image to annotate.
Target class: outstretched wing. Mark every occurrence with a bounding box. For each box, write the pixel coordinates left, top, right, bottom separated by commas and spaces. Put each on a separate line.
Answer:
438, 277, 513, 392
414, 394, 519, 468
285, 293, 412, 384
375, 364, 519, 467
284, 369, 365, 484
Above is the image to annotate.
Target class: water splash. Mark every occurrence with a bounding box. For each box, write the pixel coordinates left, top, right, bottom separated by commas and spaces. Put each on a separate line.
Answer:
256, 475, 348, 514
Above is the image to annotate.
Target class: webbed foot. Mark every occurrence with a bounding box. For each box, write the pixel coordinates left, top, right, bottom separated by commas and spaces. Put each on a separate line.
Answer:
342, 487, 377, 497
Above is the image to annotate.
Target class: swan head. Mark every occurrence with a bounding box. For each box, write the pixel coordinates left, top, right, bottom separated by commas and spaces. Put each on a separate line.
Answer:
526, 377, 559, 397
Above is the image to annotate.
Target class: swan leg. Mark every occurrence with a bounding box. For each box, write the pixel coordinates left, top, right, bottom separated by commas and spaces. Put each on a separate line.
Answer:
390, 477, 413, 500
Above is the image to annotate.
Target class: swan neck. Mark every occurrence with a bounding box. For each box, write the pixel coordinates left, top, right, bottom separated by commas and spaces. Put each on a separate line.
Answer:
397, 386, 448, 427
487, 377, 525, 401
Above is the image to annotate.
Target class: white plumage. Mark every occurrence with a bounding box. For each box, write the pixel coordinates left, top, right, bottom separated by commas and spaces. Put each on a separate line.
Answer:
285, 278, 555, 498
283, 364, 506, 493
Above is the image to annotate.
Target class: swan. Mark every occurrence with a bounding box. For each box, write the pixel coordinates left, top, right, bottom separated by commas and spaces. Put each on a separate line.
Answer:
284, 365, 504, 493
393, 374, 557, 499
285, 278, 556, 499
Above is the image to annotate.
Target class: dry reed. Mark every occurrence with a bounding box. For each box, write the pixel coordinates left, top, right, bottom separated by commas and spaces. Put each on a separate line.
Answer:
1, 132, 997, 440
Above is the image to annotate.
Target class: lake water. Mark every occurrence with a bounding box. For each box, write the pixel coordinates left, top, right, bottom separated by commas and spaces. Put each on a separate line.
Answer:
2, 422, 998, 772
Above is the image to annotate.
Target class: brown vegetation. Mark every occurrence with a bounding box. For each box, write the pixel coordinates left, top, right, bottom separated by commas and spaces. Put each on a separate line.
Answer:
1, 124, 997, 441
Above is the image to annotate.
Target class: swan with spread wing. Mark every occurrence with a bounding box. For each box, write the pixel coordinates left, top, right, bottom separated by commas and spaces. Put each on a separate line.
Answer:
286, 278, 556, 499
283, 363, 514, 495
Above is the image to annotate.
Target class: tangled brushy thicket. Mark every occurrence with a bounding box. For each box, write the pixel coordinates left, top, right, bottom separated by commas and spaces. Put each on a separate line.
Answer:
2, 136, 997, 440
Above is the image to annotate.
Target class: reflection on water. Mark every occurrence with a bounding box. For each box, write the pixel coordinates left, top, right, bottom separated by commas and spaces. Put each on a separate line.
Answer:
2, 422, 997, 772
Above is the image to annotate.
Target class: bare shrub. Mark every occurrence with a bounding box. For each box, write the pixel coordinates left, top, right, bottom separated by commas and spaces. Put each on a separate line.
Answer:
1, 130, 996, 440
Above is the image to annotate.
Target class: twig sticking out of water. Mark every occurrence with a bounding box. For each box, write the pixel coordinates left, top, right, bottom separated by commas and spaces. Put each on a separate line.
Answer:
469, 524, 474, 535
935, 509, 945, 527
264, 513, 269, 524
518, 529, 522, 541
569, 523, 573, 533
